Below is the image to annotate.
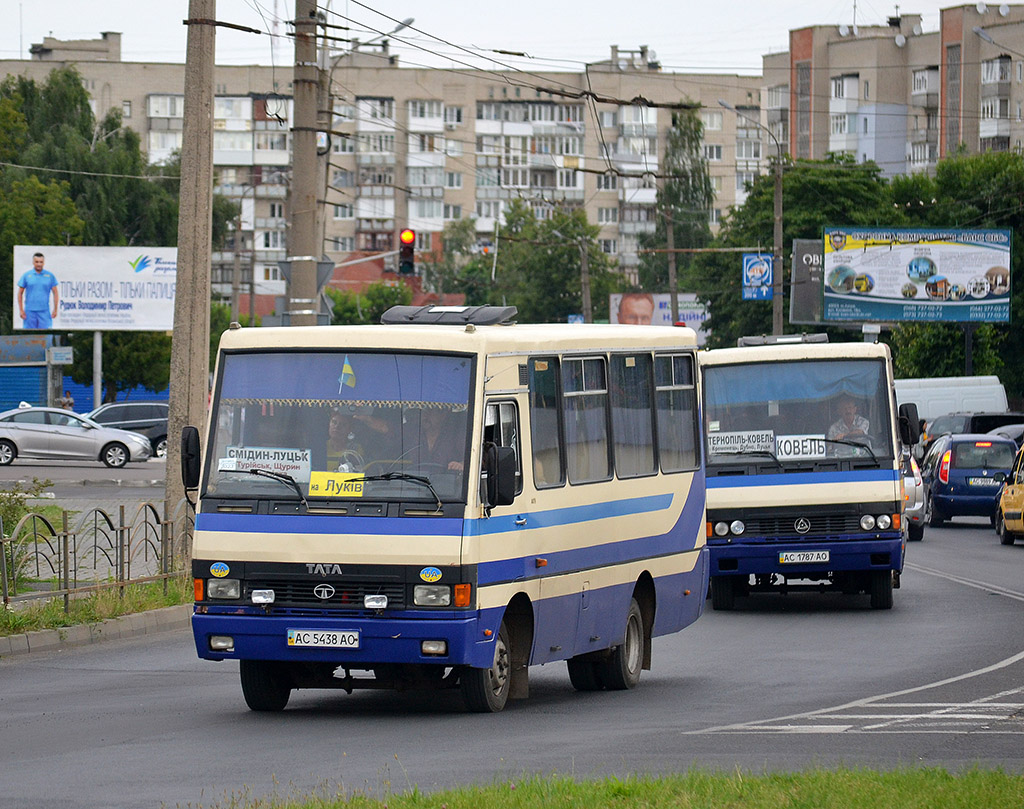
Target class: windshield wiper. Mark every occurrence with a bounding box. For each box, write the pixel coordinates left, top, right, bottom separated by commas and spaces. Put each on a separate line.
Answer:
710, 448, 783, 468
247, 467, 310, 511
354, 471, 443, 512
821, 437, 878, 463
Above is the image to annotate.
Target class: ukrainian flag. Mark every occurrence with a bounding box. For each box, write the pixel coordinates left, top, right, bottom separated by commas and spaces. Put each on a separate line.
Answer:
338, 355, 356, 392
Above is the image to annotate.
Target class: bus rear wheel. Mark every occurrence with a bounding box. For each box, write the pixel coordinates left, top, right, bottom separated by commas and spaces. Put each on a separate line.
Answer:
869, 570, 894, 610
567, 657, 603, 691
239, 660, 292, 711
597, 598, 644, 690
461, 620, 511, 712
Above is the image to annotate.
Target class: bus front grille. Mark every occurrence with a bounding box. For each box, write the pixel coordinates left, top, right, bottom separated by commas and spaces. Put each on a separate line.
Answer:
744, 514, 865, 540
246, 581, 407, 609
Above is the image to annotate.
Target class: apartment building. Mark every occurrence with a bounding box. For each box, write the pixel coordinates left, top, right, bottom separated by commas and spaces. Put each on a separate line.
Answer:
1, 35, 761, 298
764, 3, 1024, 177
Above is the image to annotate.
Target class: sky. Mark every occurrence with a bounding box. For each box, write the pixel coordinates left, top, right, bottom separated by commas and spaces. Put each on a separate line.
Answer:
0, 0, 960, 75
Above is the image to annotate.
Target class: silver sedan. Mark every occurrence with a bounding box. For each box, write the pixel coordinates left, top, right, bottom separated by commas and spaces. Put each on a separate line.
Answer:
0, 406, 153, 468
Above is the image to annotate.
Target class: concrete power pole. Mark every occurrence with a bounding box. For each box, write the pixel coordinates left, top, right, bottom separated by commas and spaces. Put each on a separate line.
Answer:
288, 0, 320, 326
166, 0, 215, 527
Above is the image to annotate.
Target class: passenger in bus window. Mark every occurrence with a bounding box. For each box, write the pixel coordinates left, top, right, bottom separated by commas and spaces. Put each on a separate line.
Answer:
828, 394, 870, 442
327, 408, 365, 471
419, 407, 465, 471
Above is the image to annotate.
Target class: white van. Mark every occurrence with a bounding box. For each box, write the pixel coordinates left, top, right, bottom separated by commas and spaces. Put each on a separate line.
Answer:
894, 376, 1007, 423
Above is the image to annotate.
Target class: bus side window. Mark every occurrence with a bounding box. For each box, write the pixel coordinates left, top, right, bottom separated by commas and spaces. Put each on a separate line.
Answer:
529, 357, 565, 488
484, 401, 523, 496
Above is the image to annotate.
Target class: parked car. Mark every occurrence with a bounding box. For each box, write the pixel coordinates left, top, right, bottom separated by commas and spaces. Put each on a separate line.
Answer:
0, 406, 152, 468
995, 445, 1024, 545
903, 452, 925, 541
86, 401, 168, 458
921, 411, 1024, 455
920, 433, 1017, 526
987, 423, 1024, 450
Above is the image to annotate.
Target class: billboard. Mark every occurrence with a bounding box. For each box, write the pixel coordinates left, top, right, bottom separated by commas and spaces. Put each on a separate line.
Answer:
13, 245, 177, 331
823, 228, 1011, 323
789, 238, 824, 325
609, 292, 710, 346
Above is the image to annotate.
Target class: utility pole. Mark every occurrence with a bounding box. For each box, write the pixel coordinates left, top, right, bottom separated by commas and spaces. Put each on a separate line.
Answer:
288, 0, 320, 326
166, 0, 215, 528
231, 207, 242, 322
772, 154, 784, 335
580, 240, 592, 323
665, 208, 679, 324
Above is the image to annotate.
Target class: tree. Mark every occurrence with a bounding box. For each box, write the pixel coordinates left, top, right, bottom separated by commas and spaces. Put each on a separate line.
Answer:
638, 103, 713, 293
890, 151, 1024, 398
326, 281, 413, 325
66, 331, 172, 403
692, 154, 894, 347
493, 200, 624, 323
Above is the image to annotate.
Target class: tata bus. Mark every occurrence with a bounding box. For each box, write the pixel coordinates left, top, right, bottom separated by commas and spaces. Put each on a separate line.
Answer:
698, 335, 919, 611
183, 305, 708, 712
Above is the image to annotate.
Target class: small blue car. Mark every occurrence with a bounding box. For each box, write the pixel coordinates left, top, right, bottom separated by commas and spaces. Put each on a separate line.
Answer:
921, 433, 1017, 525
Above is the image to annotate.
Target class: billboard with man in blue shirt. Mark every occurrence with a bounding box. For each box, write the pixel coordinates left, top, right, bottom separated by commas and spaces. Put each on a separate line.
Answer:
17, 252, 59, 329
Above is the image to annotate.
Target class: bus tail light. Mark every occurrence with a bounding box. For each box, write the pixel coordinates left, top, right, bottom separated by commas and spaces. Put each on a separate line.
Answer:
194, 578, 204, 602
453, 583, 471, 607
939, 449, 951, 484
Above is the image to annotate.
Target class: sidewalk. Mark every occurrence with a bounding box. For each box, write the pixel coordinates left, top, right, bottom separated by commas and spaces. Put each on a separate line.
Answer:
0, 603, 192, 658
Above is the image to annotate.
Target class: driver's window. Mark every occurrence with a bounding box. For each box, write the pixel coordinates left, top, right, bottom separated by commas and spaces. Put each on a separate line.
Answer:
484, 401, 522, 495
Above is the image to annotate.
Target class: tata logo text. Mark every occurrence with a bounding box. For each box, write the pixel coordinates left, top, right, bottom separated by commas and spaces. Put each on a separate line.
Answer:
306, 563, 343, 575
313, 584, 336, 600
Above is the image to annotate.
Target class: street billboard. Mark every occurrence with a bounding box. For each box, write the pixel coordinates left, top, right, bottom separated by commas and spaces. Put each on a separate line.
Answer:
13, 245, 177, 332
789, 238, 824, 325
822, 228, 1011, 323
609, 292, 710, 345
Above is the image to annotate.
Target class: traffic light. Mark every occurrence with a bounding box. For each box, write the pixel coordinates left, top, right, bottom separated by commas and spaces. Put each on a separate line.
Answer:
398, 228, 416, 274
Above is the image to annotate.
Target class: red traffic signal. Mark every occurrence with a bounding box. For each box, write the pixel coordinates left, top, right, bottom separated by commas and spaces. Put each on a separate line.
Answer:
398, 228, 416, 274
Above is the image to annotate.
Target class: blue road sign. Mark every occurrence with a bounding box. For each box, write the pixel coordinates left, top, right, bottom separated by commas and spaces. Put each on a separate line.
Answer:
742, 253, 773, 300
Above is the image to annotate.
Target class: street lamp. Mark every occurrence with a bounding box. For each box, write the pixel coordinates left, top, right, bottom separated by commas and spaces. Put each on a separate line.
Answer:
719, 99, 784, 335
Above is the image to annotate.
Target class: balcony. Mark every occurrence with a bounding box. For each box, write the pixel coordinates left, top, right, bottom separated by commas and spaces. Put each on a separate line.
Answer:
979, 118, 1011, 140
619, 187, 657, 204
618, 220, 656, 235
619, 123, 658, 138
356, 153, 396, 167
406, 151, 446, 168
407, 115, 444, 134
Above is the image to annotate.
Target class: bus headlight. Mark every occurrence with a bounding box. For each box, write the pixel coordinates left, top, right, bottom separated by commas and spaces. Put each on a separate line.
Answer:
860, 515, 876, 531
414, 585, 451, 606
729, 520, 745, 535
876, 514, 892, 530
251, 589, 275, 604
713, 521, 730, 537
206, 578, 241, 599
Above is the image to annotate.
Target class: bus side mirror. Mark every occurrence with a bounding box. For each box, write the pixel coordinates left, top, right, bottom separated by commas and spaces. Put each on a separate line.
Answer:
898, 403, 921, 447
181, 426, 201, 490
483, 442, 517, 507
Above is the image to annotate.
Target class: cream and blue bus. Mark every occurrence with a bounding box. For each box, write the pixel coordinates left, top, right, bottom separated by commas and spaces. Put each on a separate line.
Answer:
184, 306, 708, 712
699, 336, 919, 611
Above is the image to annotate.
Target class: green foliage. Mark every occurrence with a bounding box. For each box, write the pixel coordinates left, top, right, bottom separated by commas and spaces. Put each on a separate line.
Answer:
639, 103, 714, 292
0, 478, 52, 583
419, 219, 497, 305
694, 154, 895, 347
493, 201, 625, 323
326, 282, 413, 325
66, 330, 172, 403
889, 324, 1004, 379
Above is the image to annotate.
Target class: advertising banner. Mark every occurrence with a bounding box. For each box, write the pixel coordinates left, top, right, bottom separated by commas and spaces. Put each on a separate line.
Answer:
13, 245, 177, 331
609, 292, 710, 345
822, 228, 1011, 323
790, 238, 824, 324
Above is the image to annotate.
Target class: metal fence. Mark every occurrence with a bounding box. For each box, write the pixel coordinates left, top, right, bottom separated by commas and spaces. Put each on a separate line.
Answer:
0, 501, 194, 610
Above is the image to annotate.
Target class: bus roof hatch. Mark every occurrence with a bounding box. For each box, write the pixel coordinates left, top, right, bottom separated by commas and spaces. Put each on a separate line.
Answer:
380, 305, 518, 326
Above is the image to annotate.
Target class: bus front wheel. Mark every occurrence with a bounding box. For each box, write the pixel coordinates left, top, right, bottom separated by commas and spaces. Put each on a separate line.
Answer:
461, 620, 511, 712
710, 576, 736, 611
869, 570, 894, 610
239, 660, 292, 711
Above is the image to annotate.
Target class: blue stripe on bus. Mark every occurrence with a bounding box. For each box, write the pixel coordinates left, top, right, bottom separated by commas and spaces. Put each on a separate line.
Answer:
194, 512, 464, 536
471, 493, 675, 535
706, 469, 898, 488
476, 474, 706, 585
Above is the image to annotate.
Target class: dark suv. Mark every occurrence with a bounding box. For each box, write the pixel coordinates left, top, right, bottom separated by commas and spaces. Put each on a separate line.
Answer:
922, 411, 1024, 453
86, 402, 169, 458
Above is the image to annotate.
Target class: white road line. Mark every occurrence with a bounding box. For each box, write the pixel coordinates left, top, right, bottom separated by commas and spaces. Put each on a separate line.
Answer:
905, 562, 1024, 602
686, 649, 1024, 735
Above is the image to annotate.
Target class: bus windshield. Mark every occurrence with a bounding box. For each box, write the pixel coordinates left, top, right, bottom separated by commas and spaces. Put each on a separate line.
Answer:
205, 350, 474, 502
704, 358, 893, 464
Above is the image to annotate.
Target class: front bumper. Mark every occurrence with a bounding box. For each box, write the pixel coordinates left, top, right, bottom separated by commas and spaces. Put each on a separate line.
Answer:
708, 534, 904, 577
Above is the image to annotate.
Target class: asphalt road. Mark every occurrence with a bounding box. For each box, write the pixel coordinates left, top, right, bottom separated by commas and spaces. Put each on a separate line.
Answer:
0, 458, 166, 501
0, 518, 1022, 809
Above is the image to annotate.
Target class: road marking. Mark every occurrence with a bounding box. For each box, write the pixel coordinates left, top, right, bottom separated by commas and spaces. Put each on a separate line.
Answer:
905, 562, 1024, 602
687, 650, 1024, 735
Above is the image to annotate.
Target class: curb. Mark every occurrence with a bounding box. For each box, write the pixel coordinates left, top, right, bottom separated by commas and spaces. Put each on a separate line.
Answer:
0, 604, 192, 659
